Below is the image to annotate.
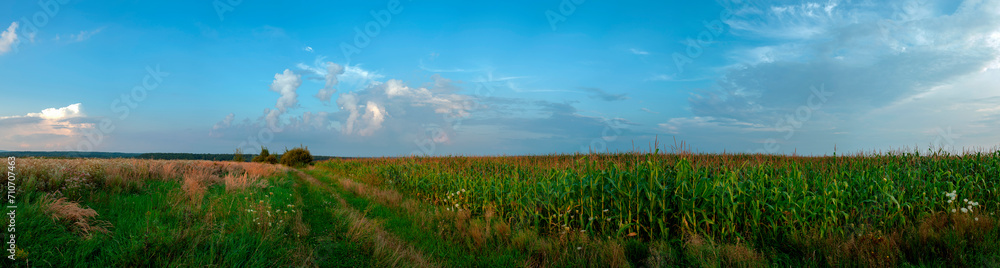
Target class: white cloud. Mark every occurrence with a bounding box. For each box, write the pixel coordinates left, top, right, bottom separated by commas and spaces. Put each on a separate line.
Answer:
727, 1, 850, 40
209, 113, 235, 137
298, 58, 383, 92
65, 27, 105, 42
630, 48, 649, 55
0, 103, 95, 150
315, 62, 344, 103
265, 69, 302, 128
359, 101, 386, 136
0, 22, 18, 55
270, 69, 301, 112
304, 46, 313, 52
658, 116, 769, 135
673, 0, 1000, 154
212, 113, 234, 130
211, 57, 645, 155
337, 92, 361, 135
27, 103, 85, 120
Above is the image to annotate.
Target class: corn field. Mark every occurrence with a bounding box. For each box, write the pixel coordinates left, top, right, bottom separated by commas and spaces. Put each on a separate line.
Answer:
319, 150, 1000, 245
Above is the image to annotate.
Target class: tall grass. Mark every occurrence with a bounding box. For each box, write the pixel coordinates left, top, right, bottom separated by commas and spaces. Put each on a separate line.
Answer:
7, 158, 324, 267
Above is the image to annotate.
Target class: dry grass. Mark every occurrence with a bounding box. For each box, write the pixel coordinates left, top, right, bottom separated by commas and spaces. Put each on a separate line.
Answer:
718, 242, 764, 268
223, 173, 265, 192
181, 170, 210, 205
243, 162, 284, 178
39, 195, 111, 239
337, 178, 402, 206
494, 220, 512, 240
21, 158, 287, 198
468, 219, 487, 248
681, 232, 765, 268
835, 231, 901, 268
907, 211, 998, 265
342, 209, 435, 267
646, 240, 678, 267
293, 170, 436, 267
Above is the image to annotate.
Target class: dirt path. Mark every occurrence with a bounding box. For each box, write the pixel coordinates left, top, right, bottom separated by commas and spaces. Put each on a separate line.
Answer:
293, 169, 437, 267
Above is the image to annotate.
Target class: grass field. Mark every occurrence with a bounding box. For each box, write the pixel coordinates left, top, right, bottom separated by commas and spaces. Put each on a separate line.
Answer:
4, 150, 999, 267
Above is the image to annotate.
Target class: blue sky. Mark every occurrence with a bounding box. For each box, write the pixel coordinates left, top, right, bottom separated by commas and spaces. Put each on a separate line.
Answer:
1, 0, 999, 156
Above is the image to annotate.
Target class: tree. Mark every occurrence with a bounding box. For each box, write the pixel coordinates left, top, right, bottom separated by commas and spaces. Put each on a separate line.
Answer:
279, 146, 313, 167
252, 146, 278, 164
233, 148, 245, 162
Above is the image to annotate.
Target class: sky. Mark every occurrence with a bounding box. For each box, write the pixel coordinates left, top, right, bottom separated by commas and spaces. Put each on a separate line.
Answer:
1, 0, 999, 157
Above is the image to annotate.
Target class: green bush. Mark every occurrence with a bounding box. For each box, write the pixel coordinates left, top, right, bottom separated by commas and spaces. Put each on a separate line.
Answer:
279, 146, 313, 167
233, 148, 245, 162
252, 147, 278, 164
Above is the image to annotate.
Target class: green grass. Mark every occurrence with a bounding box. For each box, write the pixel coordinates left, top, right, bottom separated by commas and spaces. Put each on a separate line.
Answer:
304, 168, 531, 267
6, 151, 1000, 267
292, 173, 370, 267
5, 162, 374, 267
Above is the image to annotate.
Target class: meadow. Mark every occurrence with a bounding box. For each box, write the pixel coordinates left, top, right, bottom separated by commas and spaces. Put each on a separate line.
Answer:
4, 149, 999, 267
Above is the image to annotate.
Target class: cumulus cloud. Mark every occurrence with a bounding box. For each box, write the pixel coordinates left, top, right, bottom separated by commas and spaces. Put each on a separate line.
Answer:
298, 58, 384, 93
27, 103, 86, 120
315, 62, 344, 103
265, 69, 302, 128
0, 22, 18, 55
360, 101, 386, 136
336, 77, 472, 136
211, 61, 644, 156
337, 92, 362, 135
271, 69, 301, 112
209, 113, 235, 137
0, 103, 95, 150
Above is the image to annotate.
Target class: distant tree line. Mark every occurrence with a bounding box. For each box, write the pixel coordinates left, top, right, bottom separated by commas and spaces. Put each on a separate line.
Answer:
2, 150, 341, 162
